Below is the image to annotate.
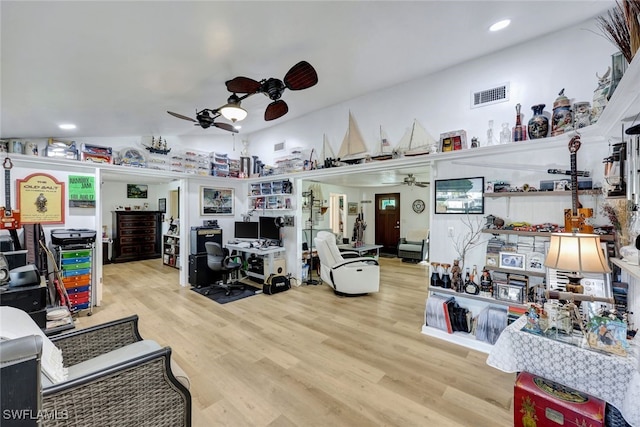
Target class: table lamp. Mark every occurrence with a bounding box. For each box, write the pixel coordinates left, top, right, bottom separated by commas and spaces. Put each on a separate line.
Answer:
544, 233, 611, 294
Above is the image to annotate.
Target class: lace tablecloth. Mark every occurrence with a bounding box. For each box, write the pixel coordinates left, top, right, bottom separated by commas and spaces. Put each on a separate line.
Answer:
487, 316, 640, 426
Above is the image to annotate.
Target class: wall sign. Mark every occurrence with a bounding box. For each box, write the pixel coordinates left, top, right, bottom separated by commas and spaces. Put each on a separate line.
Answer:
17, 173, 65, 224
68, 175, 95, 208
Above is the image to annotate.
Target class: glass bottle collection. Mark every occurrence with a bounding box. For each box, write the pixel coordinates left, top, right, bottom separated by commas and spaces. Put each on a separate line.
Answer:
430, 261, 493, 298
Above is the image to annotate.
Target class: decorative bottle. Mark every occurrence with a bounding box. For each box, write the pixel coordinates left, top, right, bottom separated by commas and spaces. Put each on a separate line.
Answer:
462, 268, 471, 293
500, 122, 511, 144
480, 267, 493, 297
430, 262, 441, 288
527, 104, 549, 139
512, 103, 526, 141
441, 263, 451, 289
465, 266, 480, 295
487, 120, 494, 146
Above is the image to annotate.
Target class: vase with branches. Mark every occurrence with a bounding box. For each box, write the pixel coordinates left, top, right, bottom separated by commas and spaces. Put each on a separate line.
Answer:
451, 215, 485, 270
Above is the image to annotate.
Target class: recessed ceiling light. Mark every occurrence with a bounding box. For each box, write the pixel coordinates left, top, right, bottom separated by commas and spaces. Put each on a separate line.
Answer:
234, 125, 242, 130
59, 124, 76, 130
489, 19, 511, 32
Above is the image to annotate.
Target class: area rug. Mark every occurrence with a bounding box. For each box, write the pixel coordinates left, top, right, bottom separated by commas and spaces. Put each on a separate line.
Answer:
191, 283, 262, 304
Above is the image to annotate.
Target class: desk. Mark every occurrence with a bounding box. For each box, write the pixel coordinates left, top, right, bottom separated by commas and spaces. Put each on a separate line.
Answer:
487, 316, 640, 426
337, 244, 383, 259
226, 244, 286, 282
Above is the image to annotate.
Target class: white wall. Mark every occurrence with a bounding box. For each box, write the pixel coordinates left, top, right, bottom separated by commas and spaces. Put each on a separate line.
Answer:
244, 19, 616, 166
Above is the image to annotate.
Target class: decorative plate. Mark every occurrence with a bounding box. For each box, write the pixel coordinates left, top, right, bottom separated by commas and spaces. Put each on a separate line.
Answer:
412, 199, 425, 213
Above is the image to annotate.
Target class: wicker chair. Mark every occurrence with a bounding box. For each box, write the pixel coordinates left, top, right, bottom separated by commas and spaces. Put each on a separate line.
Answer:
0, 307, 191, 427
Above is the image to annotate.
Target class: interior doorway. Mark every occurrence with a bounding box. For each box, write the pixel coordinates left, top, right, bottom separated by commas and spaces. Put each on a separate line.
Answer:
374, 193, 400, 255
329, 193, 346, 242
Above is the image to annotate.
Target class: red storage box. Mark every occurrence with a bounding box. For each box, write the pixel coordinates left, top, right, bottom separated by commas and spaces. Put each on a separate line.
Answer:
514, 372, 605, 427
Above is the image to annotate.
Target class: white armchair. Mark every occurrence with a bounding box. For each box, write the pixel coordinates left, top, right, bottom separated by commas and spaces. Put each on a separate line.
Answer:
314, 231, 380, 295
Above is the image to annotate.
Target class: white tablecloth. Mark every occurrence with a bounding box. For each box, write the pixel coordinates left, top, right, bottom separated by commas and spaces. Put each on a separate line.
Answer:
487, 316, 640, 426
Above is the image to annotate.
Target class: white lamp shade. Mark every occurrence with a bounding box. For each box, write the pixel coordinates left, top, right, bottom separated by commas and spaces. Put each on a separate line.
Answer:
544, 233, 611, 273
220, 105, 247, 122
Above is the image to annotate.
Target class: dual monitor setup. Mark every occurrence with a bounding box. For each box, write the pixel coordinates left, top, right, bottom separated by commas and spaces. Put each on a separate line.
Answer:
233, 216, 282, 246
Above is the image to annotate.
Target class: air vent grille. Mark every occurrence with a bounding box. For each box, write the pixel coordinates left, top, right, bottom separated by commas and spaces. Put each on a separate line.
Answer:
471, 83, 509, 108
274, 141, 286, 152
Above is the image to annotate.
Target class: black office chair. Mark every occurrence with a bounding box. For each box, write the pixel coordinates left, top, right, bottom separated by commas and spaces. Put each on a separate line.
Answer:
204, 242, 244, 296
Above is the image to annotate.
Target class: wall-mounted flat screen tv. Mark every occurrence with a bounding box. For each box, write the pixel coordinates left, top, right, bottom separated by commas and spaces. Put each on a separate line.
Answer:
434, 176, 484, 214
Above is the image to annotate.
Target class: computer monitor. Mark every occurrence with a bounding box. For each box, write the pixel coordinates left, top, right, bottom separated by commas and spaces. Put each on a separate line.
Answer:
259, 216, 281, 241
234, 221, 259, 240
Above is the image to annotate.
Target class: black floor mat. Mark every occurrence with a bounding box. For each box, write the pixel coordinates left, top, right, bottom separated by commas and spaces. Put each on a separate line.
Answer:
191, 283, 262, 304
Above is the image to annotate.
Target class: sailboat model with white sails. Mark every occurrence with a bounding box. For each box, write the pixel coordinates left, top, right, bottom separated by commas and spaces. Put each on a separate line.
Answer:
337, 111, 369, 164
321, 133, 338, 168
394, 119, 437, 157
370, 125, 394, 161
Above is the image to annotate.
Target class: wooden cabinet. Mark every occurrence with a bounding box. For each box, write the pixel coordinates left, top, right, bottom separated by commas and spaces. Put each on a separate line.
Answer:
112, 211, 162, 263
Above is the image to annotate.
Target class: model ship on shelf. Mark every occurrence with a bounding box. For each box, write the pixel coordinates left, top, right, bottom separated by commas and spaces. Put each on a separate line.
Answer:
337, 111, 369, 164
370, 125, 394, 161
143, 136, 171, 155
394, 119, 437, 157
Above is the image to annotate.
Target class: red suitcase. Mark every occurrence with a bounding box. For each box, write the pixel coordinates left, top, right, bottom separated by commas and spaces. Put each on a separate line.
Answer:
514, 371, 605, 427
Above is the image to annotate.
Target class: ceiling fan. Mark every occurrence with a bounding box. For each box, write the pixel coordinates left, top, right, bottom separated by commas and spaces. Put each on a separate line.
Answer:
394, 173, 429, 187
166, 109, 239, 133
225, 60, 318, 121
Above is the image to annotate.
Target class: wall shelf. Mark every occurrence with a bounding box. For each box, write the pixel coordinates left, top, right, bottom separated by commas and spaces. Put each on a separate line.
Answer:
430, 288, 528, 308
484, 190, 601, 198
481, 228, 614, 242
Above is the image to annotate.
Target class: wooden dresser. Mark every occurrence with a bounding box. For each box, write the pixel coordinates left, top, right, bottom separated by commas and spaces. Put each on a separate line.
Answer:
112, 211, 162, 263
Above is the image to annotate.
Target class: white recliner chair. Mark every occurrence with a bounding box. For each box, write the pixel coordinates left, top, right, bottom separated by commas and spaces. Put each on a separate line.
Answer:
314, 231, 380, 295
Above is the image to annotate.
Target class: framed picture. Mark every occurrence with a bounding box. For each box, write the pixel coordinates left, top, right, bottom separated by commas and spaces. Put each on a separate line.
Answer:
158, 198, 166, 213
499, 252, 526, 270
200, 186, 234, 215
17, 173, 65, 224
127, 184, 148, 199
434, 176, 484, 214
347, 202, 358, 215
495, 282, 525, 303
526, 252, 545, 273
439, 130, 467, 152
553, 180, 568, 191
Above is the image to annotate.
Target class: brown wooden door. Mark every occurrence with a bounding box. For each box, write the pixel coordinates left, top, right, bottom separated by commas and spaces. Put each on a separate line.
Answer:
375, 193, 401, 254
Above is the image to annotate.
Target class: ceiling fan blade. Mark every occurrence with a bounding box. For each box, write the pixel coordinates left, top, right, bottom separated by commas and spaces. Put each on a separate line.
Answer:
416, 183, 429, 188
283, 61, 318, 91
264, 100, 288, 121
167, 111, 197, 122
225, 76, 261, 94
213, 122, 239, 133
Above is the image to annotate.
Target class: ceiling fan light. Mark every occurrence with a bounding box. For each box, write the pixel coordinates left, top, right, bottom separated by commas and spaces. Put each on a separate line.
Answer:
220, 94, 248, 122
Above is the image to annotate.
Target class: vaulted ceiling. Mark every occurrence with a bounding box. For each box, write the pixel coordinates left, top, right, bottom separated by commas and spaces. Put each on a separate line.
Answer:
1, 1, 614, 140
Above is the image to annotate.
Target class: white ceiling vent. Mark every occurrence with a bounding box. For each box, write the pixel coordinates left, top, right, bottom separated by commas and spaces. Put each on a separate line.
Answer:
274, 141, 286, 152
470, 83, 510, 108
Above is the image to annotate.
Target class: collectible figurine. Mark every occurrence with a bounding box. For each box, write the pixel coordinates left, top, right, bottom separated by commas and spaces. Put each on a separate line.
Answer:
451, 259, 462, 292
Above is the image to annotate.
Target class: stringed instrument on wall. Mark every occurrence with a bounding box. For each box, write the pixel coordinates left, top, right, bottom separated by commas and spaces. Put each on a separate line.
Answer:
0, 157, 21, 230
564, 135, 593, 233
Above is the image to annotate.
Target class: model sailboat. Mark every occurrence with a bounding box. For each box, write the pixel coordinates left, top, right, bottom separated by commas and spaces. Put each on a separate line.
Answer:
337, 111, 369, 164
321, 133, 338, 168
370, 126, 394, 161
394, 119, 437, 157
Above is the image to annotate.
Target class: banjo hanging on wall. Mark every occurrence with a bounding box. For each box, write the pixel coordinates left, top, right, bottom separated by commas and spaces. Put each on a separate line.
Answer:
1, 157, 21, 230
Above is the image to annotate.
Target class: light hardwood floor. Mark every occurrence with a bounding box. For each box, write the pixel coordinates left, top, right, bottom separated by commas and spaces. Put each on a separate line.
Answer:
77, 258, 515, 426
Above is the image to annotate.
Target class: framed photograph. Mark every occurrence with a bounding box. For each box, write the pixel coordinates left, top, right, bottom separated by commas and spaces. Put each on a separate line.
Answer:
347, 202, 358, 215
158, 198, 167, 213
525, 252, 545, 273
495, 282, 525, 303
553, 180, 568, 191
127, 184, 148, 199
499, 252, 525, 270
439, 130, 467, 152
200, 186, 234, 216
434, 176, 484, 214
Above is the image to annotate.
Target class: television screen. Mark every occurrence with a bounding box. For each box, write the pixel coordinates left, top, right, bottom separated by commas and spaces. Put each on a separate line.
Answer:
234, 221, 259, 240
259, 216, 281, 241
